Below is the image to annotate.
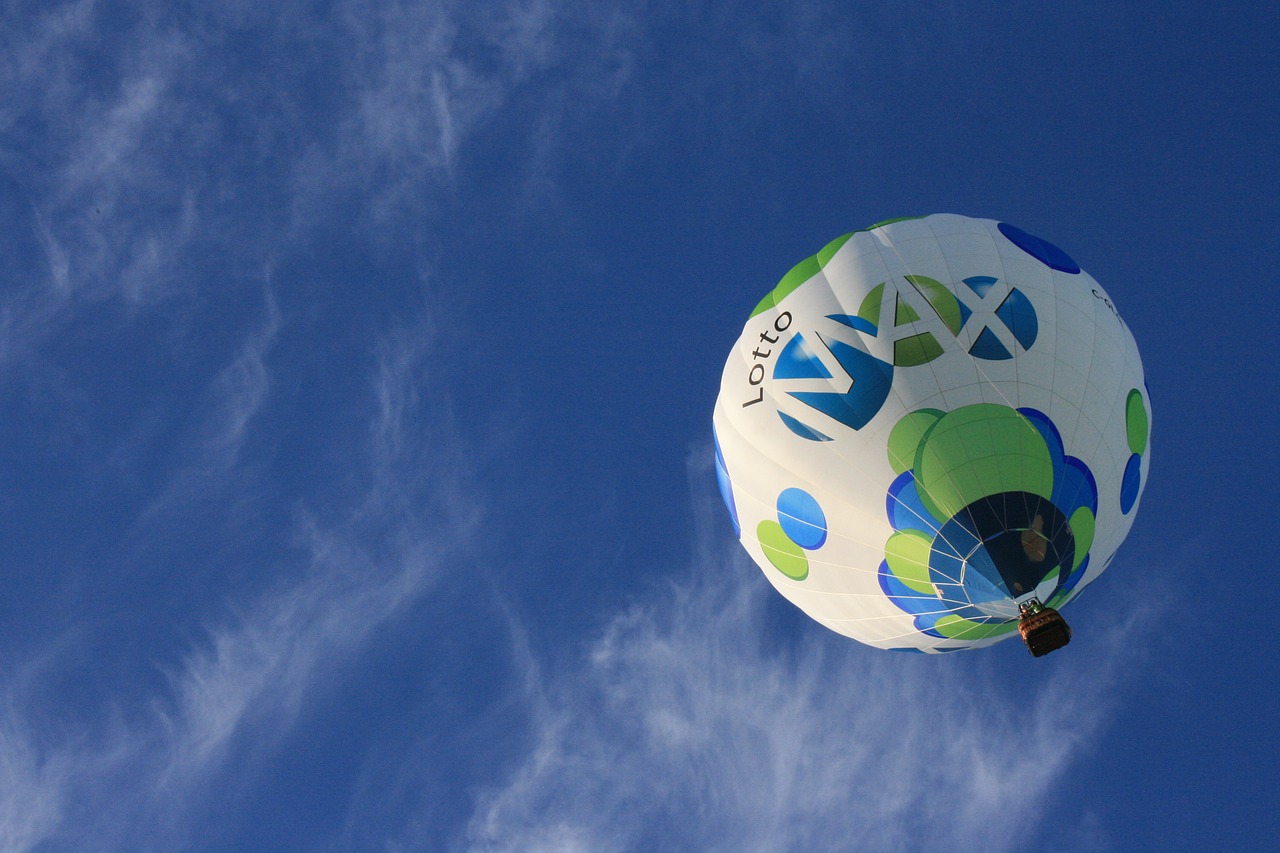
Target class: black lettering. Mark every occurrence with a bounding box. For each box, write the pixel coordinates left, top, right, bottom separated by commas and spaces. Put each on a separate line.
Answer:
1092, 289, 1119, 318
743, 313, 792, 407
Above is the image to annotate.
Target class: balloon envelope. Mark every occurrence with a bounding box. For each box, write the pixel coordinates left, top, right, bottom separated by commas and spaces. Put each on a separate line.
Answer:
713, 214, 1150, 652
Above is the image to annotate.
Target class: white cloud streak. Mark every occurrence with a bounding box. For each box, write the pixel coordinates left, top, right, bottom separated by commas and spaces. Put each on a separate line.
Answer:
1, 0, 628, 362
0, 314, 480, 850
465, 454, 1150, 853
0, 700, 66, 851
306, 0, 620, 228
203, 289, 281, 465
0, 0, 594, 807
11, 19, 195, 298
0, 5, 204, 374
155, 320, 473, 795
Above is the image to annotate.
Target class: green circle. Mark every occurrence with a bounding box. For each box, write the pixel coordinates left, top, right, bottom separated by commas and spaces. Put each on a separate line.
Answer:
757, 520, 809, 580
914, 404, 1054, 521
887, 409, 945, 475
934, 615, 1018, 640
885, 530, 935, 594
1068, 506, 1095, 570
1126, 389, 1149, 454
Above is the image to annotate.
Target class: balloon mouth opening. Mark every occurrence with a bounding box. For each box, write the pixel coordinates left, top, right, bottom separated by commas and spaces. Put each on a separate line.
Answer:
929, 492, 1075, 620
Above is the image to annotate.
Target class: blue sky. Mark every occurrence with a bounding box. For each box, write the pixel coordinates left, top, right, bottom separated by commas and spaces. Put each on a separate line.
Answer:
1, 2, 1276, 850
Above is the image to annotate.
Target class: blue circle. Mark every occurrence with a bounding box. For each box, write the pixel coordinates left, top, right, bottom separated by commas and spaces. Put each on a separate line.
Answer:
886, 471, 940, 535
998, 222, 1081, 274
1120, 453, 1142, 514
713, 432, 740, 538
777, 488, 827, 549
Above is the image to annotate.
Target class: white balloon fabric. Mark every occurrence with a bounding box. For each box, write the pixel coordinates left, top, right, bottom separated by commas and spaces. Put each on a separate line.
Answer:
713, 214, 1150, 652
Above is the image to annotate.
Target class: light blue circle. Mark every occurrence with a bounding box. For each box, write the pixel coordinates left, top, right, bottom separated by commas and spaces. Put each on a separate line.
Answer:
777, 488, 827, 550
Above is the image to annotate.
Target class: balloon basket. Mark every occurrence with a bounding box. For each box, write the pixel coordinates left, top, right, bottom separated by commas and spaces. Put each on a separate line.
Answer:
1018, 600, 1072, 657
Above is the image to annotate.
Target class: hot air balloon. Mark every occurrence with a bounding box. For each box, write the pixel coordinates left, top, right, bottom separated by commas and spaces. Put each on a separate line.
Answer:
712, 214, 1150, 655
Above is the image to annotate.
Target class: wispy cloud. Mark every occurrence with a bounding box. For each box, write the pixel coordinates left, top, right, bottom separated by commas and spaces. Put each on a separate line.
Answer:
0, 4, 593, 843
5, 11, 196, 299
153, 313, 476, 776
0, 312, 481, 849
466, 453, 1151, 853
305, 0, 611, 227
0, 693, 67, 851
1, 0, 632, 342
202, 289, 281, 466
342, 2, 488, 175
0, 5, 208, 377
